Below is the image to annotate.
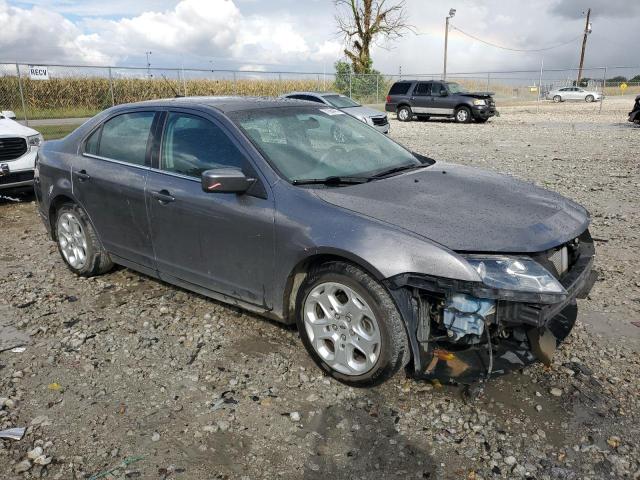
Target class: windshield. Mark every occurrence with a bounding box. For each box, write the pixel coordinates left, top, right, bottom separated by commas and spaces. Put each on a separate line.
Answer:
446, 82, 468, 94
322, 95, 361, 108
231, 106, 422, 183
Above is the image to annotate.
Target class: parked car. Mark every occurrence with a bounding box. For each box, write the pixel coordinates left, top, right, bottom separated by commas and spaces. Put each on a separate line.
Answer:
385, 80, 498, 123
0, 110, 43, 192
280, 91, 389, 134
35, 97, 595, 386
628, 94, 640, 124
547, 87, 603, 103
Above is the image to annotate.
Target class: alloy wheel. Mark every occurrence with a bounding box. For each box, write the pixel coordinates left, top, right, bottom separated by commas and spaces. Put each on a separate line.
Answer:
303, 282, 381, 376
57, 212, 88, 269
456, 109, 469, 122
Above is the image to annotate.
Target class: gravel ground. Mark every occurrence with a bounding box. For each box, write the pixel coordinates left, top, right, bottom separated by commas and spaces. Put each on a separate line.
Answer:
1, 97, 638, 480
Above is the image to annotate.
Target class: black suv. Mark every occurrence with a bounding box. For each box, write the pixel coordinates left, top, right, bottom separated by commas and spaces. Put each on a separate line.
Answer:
385, 80, 498, 123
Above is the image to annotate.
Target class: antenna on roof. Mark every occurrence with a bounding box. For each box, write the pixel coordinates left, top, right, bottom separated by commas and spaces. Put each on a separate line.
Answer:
161, 74, 184, 98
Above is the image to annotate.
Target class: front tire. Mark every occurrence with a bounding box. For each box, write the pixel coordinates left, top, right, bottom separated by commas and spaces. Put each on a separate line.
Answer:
454, 106, 472, 123
585, 95, 594, 103
553, 95, 562, 103
397, 106, 413, 122
55, 203, 113, 277
296, 262, 410, 387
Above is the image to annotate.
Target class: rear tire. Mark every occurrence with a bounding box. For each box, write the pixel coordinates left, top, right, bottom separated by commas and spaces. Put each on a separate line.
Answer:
296, 262, 410, 387
585, 95, 594, 103
553, 95, 562, 103
454, 106, 472, 123
55, 203, 113, 277
397, 106, 413, 122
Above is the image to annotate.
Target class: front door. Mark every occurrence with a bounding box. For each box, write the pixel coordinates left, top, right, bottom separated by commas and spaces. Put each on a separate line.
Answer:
74, 110, 157, 270
429, 82, 456, 116
146, 110, 275, 307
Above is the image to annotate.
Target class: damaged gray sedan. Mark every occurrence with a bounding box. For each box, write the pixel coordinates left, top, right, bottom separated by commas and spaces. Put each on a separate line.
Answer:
34, 97, 596, 386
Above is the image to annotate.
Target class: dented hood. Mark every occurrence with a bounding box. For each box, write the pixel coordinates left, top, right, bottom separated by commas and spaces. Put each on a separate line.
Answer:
313, 163, 590, 253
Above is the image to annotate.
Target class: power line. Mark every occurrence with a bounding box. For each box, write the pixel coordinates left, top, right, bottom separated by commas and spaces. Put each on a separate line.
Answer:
450, 25, 583, 53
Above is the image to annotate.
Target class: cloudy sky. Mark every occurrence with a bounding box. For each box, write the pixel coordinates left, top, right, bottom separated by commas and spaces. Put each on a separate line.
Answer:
1, 0, 639, 75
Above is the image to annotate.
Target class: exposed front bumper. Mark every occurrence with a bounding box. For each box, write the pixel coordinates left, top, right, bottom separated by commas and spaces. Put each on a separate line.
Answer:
472, 106, 497, 119
386, 230, 595, 383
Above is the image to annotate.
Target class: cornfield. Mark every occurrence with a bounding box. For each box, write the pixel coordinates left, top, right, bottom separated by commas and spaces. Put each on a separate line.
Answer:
0, 76, 338, 117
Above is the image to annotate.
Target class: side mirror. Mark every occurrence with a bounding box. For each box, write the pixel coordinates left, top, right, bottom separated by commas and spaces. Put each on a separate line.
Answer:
201, 168, 255, 194
439, 90, 449, 97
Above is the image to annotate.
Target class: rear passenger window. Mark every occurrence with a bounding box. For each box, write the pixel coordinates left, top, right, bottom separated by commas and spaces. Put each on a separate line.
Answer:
161, 112, 246, 178
413, 82, 431, 96
388, 82, 411, 95
99, 112, 154, 165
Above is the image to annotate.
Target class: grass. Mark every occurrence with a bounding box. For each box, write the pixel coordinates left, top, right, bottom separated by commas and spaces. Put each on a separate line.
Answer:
38, 124, 82, 140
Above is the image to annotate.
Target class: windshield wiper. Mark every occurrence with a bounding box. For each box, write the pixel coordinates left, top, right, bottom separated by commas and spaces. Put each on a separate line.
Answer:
292, 176, 370, 186
369, 163, 428, 179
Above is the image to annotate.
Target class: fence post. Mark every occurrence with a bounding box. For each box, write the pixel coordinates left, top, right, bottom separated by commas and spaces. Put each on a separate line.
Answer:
599, 67, 606, 114
376, 75, 379, 104
15, 63, 28, 126
108, 67, 115, 106
233, 72, 237, 95
349, 73, 352, 99
486, 72, 490, 92
536, 59, 544, 114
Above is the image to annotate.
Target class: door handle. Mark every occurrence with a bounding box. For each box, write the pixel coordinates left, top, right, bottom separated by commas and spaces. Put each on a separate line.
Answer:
76, 170, 91, 182
150, 190, 175, 204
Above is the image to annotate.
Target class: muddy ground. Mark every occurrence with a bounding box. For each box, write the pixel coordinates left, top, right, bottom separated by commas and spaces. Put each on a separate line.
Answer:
1, 97, 639, 479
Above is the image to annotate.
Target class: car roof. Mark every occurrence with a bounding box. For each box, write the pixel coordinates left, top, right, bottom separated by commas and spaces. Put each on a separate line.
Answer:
113, 96, 315, 113
284, 91, 343, 97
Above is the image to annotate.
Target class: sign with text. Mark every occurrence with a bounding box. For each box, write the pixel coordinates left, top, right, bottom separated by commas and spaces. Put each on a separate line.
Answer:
28, 65, 49, 80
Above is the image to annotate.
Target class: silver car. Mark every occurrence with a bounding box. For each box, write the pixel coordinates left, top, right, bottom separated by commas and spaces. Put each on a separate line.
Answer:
547, 87, 603, 103
281, 91, 390, 134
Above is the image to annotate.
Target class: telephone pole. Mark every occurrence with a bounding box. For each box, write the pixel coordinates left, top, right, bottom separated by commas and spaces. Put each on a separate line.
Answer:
443, 8, 456, 80
577, 8, 591, 84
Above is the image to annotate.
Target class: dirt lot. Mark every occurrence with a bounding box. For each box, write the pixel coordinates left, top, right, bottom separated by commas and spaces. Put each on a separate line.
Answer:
1, 97, 639, 479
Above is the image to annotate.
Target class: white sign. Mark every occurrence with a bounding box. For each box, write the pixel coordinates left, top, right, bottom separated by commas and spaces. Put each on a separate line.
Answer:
29, 65, 49, 80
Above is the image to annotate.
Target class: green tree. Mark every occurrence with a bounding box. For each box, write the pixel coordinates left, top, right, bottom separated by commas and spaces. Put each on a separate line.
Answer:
606, 75, 628, 83
629, 74, 640, 83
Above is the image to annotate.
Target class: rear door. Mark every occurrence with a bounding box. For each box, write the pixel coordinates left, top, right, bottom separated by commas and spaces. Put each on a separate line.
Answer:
409, 81, 431, 114
74, 110, 158, 271
146, 109, 275, 307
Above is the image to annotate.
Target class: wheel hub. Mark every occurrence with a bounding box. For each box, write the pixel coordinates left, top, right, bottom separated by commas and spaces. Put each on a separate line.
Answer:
303, 282, 381, 376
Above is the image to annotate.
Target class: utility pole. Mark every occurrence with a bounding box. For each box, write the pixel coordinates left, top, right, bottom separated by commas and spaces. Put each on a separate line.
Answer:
577, 8, 592, 85
443, 8, 456, 80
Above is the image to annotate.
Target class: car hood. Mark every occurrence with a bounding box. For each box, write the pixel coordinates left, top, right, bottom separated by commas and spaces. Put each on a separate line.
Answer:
313, 163, 589, 253
0, 118, 39, 138
458, 92, 494, 99
341, 106, 386, 118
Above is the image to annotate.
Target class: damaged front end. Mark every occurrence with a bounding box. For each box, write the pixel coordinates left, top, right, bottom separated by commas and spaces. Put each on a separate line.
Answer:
386, 230, 596, 384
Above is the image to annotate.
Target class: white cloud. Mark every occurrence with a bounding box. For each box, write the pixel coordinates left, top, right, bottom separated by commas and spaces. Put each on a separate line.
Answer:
0, 0, 341, 68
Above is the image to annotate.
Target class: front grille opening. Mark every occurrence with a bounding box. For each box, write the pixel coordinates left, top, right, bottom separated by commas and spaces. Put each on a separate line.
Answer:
0, 137, 28, 161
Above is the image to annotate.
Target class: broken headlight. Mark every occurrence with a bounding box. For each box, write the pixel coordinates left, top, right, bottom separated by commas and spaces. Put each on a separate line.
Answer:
465, 256, 566, 295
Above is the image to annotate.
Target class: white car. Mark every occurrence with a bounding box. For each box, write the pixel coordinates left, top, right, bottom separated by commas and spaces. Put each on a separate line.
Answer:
547, 87, 603, 103
0, 110, 43, 192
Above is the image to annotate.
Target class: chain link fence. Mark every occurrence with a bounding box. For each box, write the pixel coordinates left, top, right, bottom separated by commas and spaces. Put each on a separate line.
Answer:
1, 62, 639, 139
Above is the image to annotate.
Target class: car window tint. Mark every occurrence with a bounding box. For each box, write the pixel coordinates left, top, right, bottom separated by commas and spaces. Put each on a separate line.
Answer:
161, 112, 246, 178
388, 82, 411, 95
303, 95, 324, 103
98, 112, 154, 165
84, 127, 100, 155
432, 82, 446, 95
413, 82, 431, 96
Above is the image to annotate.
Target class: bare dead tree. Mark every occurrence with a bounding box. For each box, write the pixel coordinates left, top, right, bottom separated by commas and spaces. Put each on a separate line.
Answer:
335, 0, 412, 73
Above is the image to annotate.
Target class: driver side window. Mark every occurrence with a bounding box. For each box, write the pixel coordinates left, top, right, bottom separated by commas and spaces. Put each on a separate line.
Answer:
161, 112, 246, 178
